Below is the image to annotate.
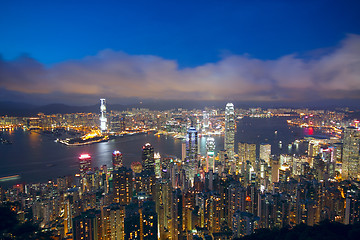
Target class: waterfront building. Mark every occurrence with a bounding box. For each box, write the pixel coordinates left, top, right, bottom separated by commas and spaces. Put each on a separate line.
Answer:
225, 103, 235, 161
100, 98, 107, 132
110, 115, 124, 133
112, 150, 123, 170
79, 154, 92, 177
259, 143, 271, 164
142, 143, 155, 175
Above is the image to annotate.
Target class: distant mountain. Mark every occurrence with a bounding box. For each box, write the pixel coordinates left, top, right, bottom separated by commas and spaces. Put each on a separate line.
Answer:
1, 98, 360, 116
0, 102, 128, 116
0, 101, 37, 116
34, 103, 99, 115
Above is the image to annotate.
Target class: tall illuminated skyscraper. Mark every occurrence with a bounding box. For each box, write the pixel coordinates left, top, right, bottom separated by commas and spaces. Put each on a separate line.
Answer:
203, 111, 209, 129
100, 98, 107, 132
186, 127, 198, 181
259, 144, 271, 164
142, 143, 155, 175
154, 152, 161, 179
79, 154, 92, 176
342, 126, 360, 180
112, 150, 123, 170
225, 103, 235, 161
206, 137, 215, 172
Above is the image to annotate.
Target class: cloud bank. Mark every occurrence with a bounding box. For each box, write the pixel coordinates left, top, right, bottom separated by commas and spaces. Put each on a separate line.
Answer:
1, 34, 360, 105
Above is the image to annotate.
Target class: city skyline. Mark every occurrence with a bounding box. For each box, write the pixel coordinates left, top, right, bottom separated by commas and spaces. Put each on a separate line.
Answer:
1, 102, 360, 238
1, 1, 360, 105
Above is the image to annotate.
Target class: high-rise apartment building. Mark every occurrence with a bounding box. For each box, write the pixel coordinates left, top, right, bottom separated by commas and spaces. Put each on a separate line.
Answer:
113, 167, 133, 205
73, 209, 102, 240
102, 204, 125, 239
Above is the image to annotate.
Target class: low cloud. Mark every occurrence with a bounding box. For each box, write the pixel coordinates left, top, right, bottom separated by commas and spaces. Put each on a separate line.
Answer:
1, 34, 360, 104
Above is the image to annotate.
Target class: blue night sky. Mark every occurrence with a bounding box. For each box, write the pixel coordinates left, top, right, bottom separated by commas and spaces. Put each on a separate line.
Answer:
0, 0, 360, 105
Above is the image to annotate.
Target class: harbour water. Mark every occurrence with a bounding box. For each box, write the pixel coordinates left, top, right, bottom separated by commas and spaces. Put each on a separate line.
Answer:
0, 117, 319, 185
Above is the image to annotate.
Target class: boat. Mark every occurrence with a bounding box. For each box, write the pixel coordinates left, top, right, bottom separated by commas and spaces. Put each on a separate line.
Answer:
0, 175, 20, 182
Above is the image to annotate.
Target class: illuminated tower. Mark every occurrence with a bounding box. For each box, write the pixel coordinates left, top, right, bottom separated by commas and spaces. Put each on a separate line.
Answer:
100, 98, 107, 132
259, 144, 271, 164
79, 154, 92, 176
142, 143, 155, 175
186, 127, 198, 182
225, 103, 235, 161
112, 150, 123, 170
342, 126, 360, 180
154, 152, 161, 179
206, 137, 215, 172
203, 111, 209, 129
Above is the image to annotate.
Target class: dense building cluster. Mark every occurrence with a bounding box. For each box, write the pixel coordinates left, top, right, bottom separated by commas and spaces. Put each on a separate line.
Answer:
1, 103, 360, 240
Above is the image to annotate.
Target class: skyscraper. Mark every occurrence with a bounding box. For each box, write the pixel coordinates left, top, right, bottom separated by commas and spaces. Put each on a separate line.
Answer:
113, 167, 133, 205
79, 154, 92, 176
154, 152, 161, 179
259, 144, 271, 164
238, 143, 256, 165
342, 126, 360, 180
100, 98, 107, 132
112, 150, 123, 170
102, 204, 125, 239
203, 111, 209, 129
206, 137, 215, 172
142, 143, 155, 175
225, 103, 235, 161
73, 209, 102, 240
186, 127, 198, 181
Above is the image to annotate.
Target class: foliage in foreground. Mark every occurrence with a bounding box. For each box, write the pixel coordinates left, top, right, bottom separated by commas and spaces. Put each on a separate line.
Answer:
0, 205, 53, 240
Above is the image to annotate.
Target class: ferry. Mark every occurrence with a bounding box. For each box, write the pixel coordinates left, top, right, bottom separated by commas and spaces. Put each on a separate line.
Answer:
0, 175, 20, 182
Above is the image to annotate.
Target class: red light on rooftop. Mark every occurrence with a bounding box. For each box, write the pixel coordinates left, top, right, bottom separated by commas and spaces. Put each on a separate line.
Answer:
79, 154, 91, 160
246, 196, 251, 202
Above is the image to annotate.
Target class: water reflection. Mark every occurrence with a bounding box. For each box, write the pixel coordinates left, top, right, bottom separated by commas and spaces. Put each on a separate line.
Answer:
0, 117, 324, 184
